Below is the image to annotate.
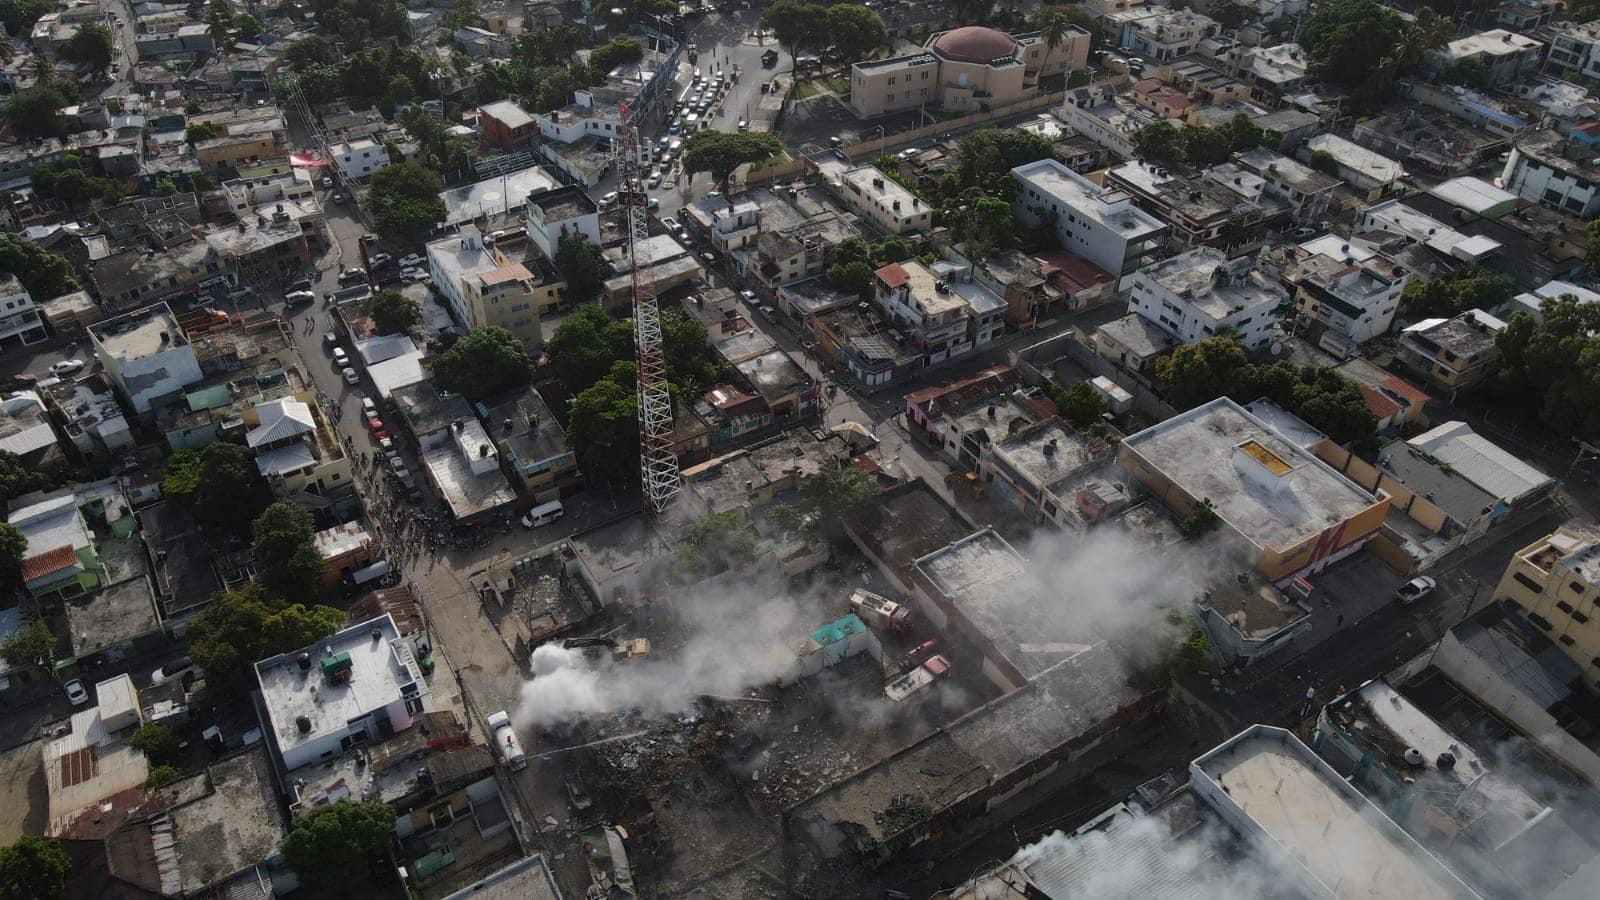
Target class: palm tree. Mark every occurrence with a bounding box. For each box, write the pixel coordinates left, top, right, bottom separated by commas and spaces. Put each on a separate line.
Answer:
1032, 7, 1072, 83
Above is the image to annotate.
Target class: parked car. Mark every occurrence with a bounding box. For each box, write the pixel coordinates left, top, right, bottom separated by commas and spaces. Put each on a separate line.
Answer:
338, 268, 368, 284
389, 458, 410, 480
762, 49, 778, 67
829, 135, 843, 148
151, 656, 193, 686
647, 171, 663, 188
401, 267, 430, 284
661, 216, 679, 232
323, 330, 339, 347
341, 366, 360, 385
739, 289, 758, 305
599, 191, 620, 210
368, 418, 388, 440
288, 278, 313, 294
1396, 576, 1437, 605
49, 359, 85, 376
361, 398, 377, 416
332, 347, 350, 367
564, 773, 593, 810
399, 253, 425, 269
64, 679, 88, 706
284, 290, 316, 307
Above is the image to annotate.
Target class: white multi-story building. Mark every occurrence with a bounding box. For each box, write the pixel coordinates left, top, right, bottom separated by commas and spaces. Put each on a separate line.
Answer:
1546, 20, 1600, 83
873, 260, 973, 365
254, 614, 429, 772
427, 226, 544, 350
522, 186, 600, 261
0, 275, 47, 351
1128, 247, 1285, 350
839, 166, 934, 235
1011, 158, 1166, 284
329, 137, 389, 182
1500, 129, 1600, 219
1289, 235, 1411, 345
88, 303, 202, 413
1110, 7, 1219, 61
1432, 29, 1542, 87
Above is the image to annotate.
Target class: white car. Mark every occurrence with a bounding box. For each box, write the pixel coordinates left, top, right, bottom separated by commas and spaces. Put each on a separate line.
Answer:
368, 252, 392, 267
401, 267, 430, 283
361, 398, 377, 416
740, 290, 758, 304
332, 347, 350, 367
64, 679, 88, 706
398, 253, 425, 268
1395, 576, 1437, 605
151, 657, 193, 686
49, 359, 86, 377
661, 216, 679, 231
341, 366, 360, 385
648, 171, 663, 188
320, 176, 333, 188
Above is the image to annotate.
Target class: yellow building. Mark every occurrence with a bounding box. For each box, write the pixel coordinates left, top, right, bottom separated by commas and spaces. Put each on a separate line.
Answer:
426, 226, 544, 351
848, 25, 1089, 118
244, 398, 355, 505
1495, 527, 1600, 682
194, 132, 288, 172
1119, 397, 1389, 583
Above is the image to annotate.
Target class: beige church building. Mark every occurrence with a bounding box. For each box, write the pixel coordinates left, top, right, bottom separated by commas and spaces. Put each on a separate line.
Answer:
848, 24, 1090, 118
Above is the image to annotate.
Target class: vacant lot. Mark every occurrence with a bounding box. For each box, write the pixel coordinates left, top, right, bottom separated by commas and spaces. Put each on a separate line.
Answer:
0, 738, 48, 844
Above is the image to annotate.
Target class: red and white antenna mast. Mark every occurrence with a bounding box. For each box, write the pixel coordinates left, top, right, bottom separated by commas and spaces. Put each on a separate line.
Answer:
618, 102, 680, 517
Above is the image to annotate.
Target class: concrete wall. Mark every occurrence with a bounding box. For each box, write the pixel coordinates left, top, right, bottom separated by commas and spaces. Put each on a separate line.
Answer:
1314, 441, 1452, 534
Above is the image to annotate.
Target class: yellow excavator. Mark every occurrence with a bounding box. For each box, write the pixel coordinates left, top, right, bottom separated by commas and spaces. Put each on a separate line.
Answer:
945, 469, 985, 500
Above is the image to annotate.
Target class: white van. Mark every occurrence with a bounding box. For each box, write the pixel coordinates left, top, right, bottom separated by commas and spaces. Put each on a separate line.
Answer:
520, 500, 564, 529
487, 710, 526, 771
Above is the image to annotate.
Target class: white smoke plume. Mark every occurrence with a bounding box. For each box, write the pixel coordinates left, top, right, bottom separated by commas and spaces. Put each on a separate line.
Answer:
516, 578, 807, 727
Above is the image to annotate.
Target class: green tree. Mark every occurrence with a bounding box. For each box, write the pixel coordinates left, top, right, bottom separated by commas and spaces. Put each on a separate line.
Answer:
566, 376, 638, 485
872, 236, 913, 265
280, 801, 397, 887
949, 195, 1017, 258
955, 128, 1056, 195
554, 231, 608, 306
185, 442, 272, 531
1243, 362, 1378, 448
189, 587, 345, 696
251, 502, 328, 601
677, 512, 760, 577
161, 449, 203, 507
1495, 298, 1600, 440
825, 4, 887, 62
1308, 149, 1341, 178
1030, 6, 1077, 78
206, 0, 236, 48
1217, 113, 1270, 153
1399, 270, 1515, 319
233, 12, 263, 40
62, 23, 114, 71
545, 305, 633, 394
442, 0, 482, 29
1177, 498, 1219, 539
1054, 381, 1107, 427
144, 765, 184, 789
681, 131, 785, 198
828, 259, 875, 300
368, 162, 446, 243
1585, 219, 1600, 274
0, 0, 56, 35
285, 35, 336, 69
0, 834, 70, 900
1129, 119, 1184, 164
1154, 336, 1251, 409
431, 326, 534, 400
0, 620, 53, 670
1297, 0, 1441, 108
799, 466, 877, 540
0, 521, 26, 588
661, 308, 726, 398
129, 723, 180, 765
370, 289, 421, 334
0, 235, 76, 300
0, 450, 65, 501
4, 84, 70, 139
759, 0, 826, 75
763, 502, 806, 538
589, 37, 644, 75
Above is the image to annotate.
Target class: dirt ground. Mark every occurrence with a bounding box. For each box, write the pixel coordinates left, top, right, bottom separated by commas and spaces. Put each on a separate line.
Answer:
0, 738, 49, 845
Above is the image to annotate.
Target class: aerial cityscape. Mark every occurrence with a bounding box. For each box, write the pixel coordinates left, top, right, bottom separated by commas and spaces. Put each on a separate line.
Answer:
1, 0, 1600, 896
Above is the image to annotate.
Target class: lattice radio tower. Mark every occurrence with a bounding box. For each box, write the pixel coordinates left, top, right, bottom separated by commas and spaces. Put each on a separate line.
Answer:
618, 103, 681, 517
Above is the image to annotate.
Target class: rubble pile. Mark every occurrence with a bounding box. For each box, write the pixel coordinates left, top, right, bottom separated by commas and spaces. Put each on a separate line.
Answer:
592, 708, 734, 792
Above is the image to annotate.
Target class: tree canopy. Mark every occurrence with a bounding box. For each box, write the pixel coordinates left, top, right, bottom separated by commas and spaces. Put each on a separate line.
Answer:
589, 37, 644, 75
130, 723, 180, 765
1129, 114, 1271, 167
0, 834, 70, 900
800, 466, 878, 540
758, 1, 886, 68
0, 235, 77, 301
431, 326, 534, 400
162, 443, 272, 532
0, 522, 27, 590
566, 373, 638, 486
370, 289, 421, 335
188, 587, 345, 696
1155, 337, 1378, 448
1495, 297, 1600, 441
251, 502, 328, 601
368, 162, 446, 243
676, 512, 760, 577
2, 85, 70, 139
0, 618, 53, 670
1298, 0, 1452, 109
1052, 381, 1107, 427
554, 231, 608, 306
280, 801, 397, 887
0, 0, 55, 34
0, 448, 71, 501
546, 305, 634, 394
1399, 270, 1515, 320
955, 128, 1057, 197
681, 131, 785, 197
62, 23, 115, 71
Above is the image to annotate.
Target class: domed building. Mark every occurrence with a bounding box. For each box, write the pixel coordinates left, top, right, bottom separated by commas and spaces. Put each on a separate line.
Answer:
848, 23, 1089, 119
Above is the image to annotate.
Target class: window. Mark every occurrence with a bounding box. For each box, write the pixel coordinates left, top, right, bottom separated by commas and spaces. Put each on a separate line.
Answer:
1544, 188, 1564, 204
1561, 635, 1576, 646
1513, 572, 1544, 593
888, 77, 896, 85
921, 71, 929, 80
1529, 613, 1553, 630
1558, 601, 1576, 614
1575, 611, 1591, 625
1574, 581, 1587, 594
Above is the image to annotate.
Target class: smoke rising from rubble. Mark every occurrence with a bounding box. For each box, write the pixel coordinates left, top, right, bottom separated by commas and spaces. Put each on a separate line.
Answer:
1014, 524, 1220, 669
1007, 816, 1280, 898
516, 577, 806, 727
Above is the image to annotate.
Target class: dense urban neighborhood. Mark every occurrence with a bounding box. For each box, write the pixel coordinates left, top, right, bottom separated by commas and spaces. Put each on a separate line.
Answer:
3, 0, 1600, 897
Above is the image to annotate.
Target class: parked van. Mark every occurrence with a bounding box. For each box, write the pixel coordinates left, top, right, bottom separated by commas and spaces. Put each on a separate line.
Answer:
520, 500, 564, 529
487, 711, 527, 771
